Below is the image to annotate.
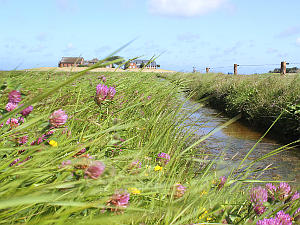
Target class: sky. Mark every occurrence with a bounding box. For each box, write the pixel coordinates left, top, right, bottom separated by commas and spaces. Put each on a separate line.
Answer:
0, 0, 300, 73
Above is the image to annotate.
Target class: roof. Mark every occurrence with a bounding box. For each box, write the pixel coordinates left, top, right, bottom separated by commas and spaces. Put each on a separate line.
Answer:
88, 58, 99, 63
131, 59, 157, 66
60, 57, 84, 64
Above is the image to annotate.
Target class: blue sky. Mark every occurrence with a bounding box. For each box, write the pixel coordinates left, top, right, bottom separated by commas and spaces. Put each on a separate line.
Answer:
1, 0, 300, 73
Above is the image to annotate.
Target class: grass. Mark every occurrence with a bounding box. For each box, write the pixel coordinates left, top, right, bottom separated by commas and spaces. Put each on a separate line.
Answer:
160, 72, 300, 143
0, 69, 299, 224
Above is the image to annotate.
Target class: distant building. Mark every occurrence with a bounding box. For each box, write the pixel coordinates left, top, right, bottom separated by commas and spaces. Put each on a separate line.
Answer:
83, 58, 112, 68
58, 57, 84, 67
87, 58, 99, 65
128, 60, 157, 69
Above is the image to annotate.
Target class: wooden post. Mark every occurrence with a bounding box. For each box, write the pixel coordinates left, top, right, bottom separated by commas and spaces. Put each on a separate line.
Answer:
206, 67, 210, 73
234, 64, 238, 75
281, 61, 286, 75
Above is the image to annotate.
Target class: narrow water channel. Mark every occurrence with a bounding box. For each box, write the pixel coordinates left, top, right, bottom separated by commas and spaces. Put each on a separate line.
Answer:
182, 97, 300, 184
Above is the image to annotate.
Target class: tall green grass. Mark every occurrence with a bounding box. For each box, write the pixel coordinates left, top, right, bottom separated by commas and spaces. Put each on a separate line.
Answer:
0, 69, 298, 225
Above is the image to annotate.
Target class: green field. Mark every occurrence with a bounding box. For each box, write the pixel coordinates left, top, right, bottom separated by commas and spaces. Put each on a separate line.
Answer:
0, 70, 299, 224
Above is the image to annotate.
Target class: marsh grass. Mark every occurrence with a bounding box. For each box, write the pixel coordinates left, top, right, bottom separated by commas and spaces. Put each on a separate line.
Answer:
0, 67, 299, 225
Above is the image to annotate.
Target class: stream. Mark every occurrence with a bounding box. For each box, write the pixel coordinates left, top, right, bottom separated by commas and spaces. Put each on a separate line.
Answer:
182, 97, 300, 184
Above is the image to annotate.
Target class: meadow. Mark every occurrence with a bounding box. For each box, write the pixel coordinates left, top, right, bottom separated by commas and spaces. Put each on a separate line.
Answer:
0, 69, 299, 225
160, 72, 300, 143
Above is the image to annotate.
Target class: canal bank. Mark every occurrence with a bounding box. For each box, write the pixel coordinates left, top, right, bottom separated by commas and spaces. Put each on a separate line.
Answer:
181, 97, 300, 184
161, 72, 300, 144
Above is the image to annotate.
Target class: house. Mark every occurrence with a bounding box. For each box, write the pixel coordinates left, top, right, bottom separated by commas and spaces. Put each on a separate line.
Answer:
58, 57, 84, 67
87, 58, 99, 65
128, 60, 157, 69
83, 58, 112, 68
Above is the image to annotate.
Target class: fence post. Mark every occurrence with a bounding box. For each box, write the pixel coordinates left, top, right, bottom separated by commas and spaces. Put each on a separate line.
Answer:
234, 64, 238, 75
281, 61, 286, 75
206, 67, 210, 73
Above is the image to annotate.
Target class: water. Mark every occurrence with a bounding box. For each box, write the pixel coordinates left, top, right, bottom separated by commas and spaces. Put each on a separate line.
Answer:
181, 97, 300, 184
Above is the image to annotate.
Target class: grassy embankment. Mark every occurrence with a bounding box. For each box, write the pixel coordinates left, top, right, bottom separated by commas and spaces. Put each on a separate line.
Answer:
161, 72, 300, 143
0, 70, 299, 224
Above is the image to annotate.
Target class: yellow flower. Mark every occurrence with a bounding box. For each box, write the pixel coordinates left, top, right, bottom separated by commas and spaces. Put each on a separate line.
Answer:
198, 207, 208, 219
49, 140, 58, 147
154, 165, 163, 171
128, 187, 141, 195
206, 217, 213, 221
200, 190, 208, 196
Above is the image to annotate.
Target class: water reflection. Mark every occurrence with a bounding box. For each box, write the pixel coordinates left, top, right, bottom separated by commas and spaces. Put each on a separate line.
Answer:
181, 98, 300, 184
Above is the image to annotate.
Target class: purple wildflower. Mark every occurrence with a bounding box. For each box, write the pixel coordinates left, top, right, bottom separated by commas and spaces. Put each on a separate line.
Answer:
8, 90, 21, 103
250, 186, 268, 215
9, 158, 20, 167
20, 105, 33, 116
31, 135, 45, 145
257, 218, 281, 225
277, 182, 291, 200
73, 147, 86, 157
107, 87, 116, 100
49, 109, 68, 127
218, 176, 227, 189
18, 116, 25, 123
266, 183, 276, 200
157, 152, 170, 165
174, 183, 186, 198
276, 211, 292, 225
5, 102, 18, 112
129, 160, 142, 169
290, 191, 300, 201
147, 96, 152, 100
85, 161, 105, 179
95, 84, 109, 104
18, 135, 28, 145
108, 190, 130, 210
6, 118, 19, 128
60, 160, 72, 168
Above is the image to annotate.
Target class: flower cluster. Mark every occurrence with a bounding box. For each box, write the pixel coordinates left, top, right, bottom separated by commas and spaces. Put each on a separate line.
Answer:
257, 210, 293, 225
250, 186, 268, 215
84, 161, 105, 179
250, 182, 299, 217
156, 152, 170, 165
174, 183, 186, 198
8, 90, 21, 104
95, 84, 116, 105
107, 190, 130, 211
217, 176, 227, 189
49, 109, 68, 127
3, 90, 33, 129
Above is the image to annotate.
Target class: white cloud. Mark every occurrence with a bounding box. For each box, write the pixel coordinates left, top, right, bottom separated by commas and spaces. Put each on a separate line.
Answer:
296, 37, 300, 46
148, 0, 229, 17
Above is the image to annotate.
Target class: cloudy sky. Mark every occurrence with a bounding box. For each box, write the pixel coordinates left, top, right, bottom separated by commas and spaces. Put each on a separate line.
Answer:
1, 0, 300, 73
